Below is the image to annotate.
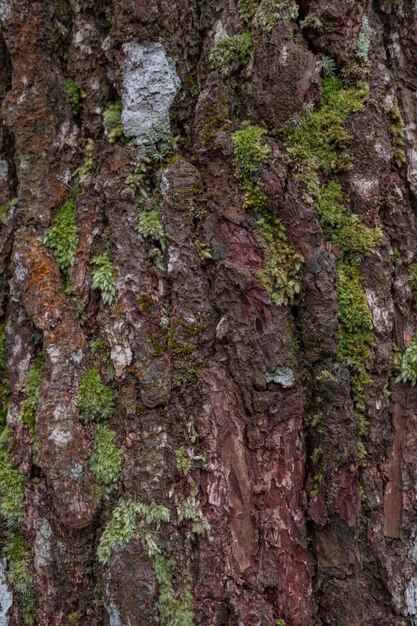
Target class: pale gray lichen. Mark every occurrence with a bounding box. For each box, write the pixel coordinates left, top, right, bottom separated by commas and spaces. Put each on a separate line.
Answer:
0, 558, 12, 626
265, 366, 295, 388
0, 0, 12, 25
121, 41, 180, 156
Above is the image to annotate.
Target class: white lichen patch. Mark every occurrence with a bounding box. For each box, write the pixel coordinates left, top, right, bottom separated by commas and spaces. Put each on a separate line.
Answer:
48, 427, 73, 447
34, 518, 53, 571
105, 320, 132, 377
0, 0, 12, 24
405, 576, 417, 622
105, 602, 125, 626
121, 41, 180, 156
0, 559, 12, 626
350, 175, 379, 199
365, 288, 393, 335
0, 160, 8, 181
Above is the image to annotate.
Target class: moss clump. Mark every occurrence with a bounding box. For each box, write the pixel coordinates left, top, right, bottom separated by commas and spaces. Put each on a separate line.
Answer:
19, 356, 44, 437
231, 124, 271, 183
256, 215, 303, 305
0, 198, 16, 225
2, 530, 36, 625
231, 124, 303, 305
337, 261, 373, 434
78, 138, 94, 184
43, 195, 78, 270
283, 77, 368, 176
154, 555, 193, 626
92, 251, 117, 305
90, 423, 122, 489
0, 324, 10, 428
138, 293, 153, 314
409, 263, 417, 305
209, 32, 252, 77
283, 76, 380, 437
254, 0, 298, 31
314, 180, 381, 257
238, 0, 261, 22
137, 209, 166, 244
396, 336, 417, 386
390, 98, 406, 167
97, 499, 170, 565
0, 438, 24, 526
97, 499, 193, 626
78, 367, 115, 422
103, 102, 124, 143
64, 77, 82, 114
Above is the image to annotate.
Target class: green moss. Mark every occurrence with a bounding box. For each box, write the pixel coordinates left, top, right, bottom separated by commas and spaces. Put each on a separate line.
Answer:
231, 124, 271, 184
43, 195, 78, 270
19, 356, 44, 438
103, 102, 124, 143
92, 251, 117, 305
2, 530, 36, 625
138, 293, 153, 314
390, 98, 406, 167
90, 336, 115, 379
254, 0, 298, 31
409, 263, 417, 304
78, 367, 115, 422
78, 138, 95, 184
0, 198, 16, 225
0, 442, 24, 526
64, 78, 82, 114
90, 423, 122, 489
283, 78, 368, 177
97, 499, 194, 626
315, 180, 381, 257
231, 124, 302, 305
256, 215, 303, 306
396, 336, 417, 386
137, 209, 166, 245
238, 0, 261, 22
356, 15, 370, 61
193, 239, 212, 261
337, 261, 373, 434
209, 32, 252, 77
154, 555, 193, 626
97, 499, 170, 565
283, 76, 380, 439
0, 324, 10, 428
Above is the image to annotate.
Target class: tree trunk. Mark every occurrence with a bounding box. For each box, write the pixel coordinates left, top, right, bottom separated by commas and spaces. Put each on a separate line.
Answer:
0, 1, 417, 624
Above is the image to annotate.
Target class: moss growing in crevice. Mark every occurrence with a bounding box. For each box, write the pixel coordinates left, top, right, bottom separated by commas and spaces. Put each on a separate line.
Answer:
209, 32, 252, 77
0, 428, 36, 624
64, 77, 83, 114
336, 261, 373, 435
390, 97, 406, 167
396, 335, 417, 386
90, 423, 122, 490
91, 251, 117, 306
2, 530, 36, 625
283, 76, 380, 441
231, 123, 303, 305
97, 499, 195, 625
0, 324, 10, 428
103, 102, 124, 144
19, 356, 44, 439
43, 191, 78, 271
78, 367, 115, 422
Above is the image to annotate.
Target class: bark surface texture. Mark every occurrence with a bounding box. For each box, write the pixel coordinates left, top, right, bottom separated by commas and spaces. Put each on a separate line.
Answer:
0, 1, 416, 625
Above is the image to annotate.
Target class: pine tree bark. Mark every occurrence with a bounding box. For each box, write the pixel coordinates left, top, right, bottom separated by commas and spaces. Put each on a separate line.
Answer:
1, 1, 417, 625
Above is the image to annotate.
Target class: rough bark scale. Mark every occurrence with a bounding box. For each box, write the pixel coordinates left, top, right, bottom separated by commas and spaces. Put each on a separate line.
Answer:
0, 1, 416, 624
